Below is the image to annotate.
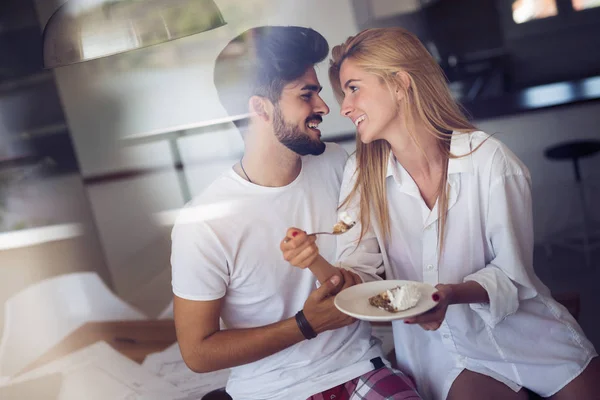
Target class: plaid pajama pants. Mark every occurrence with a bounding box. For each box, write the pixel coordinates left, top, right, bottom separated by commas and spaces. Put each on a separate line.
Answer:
307, 358, 422, 400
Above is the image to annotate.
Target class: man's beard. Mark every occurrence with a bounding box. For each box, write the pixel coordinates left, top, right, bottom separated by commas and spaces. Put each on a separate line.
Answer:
273, 106, 326, 156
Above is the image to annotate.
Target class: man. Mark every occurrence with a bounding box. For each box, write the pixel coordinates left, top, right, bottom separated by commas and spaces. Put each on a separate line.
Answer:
171, 26, 420, 400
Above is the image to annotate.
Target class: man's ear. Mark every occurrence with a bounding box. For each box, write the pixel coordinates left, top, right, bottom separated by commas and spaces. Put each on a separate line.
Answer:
249, 96, 273, 121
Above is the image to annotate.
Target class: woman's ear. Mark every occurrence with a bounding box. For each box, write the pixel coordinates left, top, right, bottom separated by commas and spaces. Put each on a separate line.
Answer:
393, 71, 411, 101
249, 96, 273, 122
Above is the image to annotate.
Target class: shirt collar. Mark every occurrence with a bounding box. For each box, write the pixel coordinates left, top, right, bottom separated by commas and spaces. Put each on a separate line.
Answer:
386, 152, 397, 179
386, 152, 421, 198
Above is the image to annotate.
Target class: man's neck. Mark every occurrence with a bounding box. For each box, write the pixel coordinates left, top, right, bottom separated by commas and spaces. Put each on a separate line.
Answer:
238, 137, 302, 188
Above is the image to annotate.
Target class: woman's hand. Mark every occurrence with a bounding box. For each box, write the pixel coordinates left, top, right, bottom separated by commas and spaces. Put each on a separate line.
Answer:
280, 228, 320, 269
404, 284, 453, 331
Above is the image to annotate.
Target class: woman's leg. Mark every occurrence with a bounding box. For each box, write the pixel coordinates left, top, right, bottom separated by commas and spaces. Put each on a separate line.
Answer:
547, 356, 600, 400
447, 370, 529, 400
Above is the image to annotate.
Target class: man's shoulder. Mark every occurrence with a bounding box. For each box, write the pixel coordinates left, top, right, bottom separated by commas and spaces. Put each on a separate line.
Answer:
304, 142, 349, 169
172, 170, 241, 230
301, 142, 349, 185
324, 142, 349, 164
188, 171, 236, 205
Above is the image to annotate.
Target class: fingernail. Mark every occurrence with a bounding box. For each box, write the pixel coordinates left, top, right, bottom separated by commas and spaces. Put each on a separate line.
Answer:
330, 275, 340, 285
432, 293, 440, 302
404, 320, 412, 324
292, 231, 298, 237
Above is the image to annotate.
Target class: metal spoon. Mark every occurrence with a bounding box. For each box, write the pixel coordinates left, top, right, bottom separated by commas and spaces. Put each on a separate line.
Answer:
309, 220, 357, 236
284, 220, 357, 243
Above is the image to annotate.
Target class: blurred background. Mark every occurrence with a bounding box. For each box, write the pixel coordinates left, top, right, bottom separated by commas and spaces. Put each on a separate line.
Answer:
1, 0, 599, 369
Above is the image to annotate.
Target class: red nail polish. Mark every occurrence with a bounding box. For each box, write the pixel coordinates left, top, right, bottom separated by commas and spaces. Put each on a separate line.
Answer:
404, 320, 412, 324
432, 293, 440, 302
292, 231, 298, 237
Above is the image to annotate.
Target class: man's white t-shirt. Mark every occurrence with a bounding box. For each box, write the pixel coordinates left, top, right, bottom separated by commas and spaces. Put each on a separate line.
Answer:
171, 143, 384, 400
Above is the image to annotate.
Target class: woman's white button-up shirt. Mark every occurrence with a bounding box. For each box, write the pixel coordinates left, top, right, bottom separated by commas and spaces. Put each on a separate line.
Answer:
337, 131, 597, 400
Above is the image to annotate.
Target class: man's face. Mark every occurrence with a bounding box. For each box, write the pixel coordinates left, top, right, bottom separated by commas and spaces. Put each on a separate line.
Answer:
272, 67, 330, 156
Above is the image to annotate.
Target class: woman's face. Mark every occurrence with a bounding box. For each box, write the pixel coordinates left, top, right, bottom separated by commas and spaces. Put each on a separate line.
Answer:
339, 59, 404, 144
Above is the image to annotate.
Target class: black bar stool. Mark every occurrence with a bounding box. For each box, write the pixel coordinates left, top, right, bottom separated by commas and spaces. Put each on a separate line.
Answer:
544, 140, 600, 266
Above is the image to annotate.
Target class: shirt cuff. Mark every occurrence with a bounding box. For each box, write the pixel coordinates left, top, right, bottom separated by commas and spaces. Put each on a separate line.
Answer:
463, 266, 519, 328
336, 263, 382, 283
314, 266, 360, 289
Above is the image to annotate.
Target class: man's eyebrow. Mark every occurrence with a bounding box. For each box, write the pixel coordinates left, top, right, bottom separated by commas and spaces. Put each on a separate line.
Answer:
343, 79, 360, 89
301, 84, 323, 93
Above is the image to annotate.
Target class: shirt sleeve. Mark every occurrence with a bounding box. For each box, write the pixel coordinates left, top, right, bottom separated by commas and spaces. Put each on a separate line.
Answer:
171, 215, 229, 301
335, 156, 385, 283
464, 156, 540, 328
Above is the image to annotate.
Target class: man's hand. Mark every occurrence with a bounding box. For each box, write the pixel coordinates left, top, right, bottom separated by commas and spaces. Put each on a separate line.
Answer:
280, 228, 319, 269
302, 269, 361, 334
404, 284, 450, 330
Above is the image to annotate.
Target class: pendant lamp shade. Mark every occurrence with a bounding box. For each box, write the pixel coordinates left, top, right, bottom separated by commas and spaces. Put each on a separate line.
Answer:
42, 0, 227, 68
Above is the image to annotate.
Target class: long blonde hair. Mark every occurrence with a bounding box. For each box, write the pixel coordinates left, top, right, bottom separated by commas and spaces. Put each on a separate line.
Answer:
329, 28, 478, 255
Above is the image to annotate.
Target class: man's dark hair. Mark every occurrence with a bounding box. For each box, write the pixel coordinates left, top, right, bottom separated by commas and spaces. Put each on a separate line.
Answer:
214, 26, 329, 127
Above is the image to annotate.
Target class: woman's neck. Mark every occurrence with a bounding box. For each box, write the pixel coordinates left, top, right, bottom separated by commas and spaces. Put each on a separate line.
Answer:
388, 124, 445, 180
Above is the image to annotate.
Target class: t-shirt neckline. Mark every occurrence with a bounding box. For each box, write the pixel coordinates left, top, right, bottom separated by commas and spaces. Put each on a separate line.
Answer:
228, 159, 305, 192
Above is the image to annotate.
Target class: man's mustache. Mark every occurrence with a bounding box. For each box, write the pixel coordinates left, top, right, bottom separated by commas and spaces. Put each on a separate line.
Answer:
305, 115, 323, 123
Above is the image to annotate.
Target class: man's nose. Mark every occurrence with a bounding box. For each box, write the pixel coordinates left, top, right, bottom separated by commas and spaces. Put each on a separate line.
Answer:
314, 95, 330, 115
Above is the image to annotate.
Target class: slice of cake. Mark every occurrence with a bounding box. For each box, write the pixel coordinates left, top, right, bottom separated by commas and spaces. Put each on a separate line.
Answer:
369, 284, 421, 313
332, 211, 356, 234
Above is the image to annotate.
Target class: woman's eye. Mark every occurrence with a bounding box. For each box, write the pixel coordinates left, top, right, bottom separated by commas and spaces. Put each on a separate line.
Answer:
349, 86, 358, 93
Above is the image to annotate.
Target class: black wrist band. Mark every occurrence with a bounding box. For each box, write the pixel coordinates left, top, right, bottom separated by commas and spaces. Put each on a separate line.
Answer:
295, 310, 318, 340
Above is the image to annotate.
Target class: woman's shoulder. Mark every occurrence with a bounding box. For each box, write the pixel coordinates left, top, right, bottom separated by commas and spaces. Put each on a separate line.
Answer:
344, 151, 358, 170
342, 151, 363, 181
460, 131, 530, 180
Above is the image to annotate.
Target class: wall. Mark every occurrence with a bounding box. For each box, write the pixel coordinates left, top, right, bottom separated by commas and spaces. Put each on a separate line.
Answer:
474, 102, 600, 242
370, 0, 422, 18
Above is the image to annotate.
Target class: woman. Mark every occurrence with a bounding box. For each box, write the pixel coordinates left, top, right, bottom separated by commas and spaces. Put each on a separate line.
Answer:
280, 28, 598, 400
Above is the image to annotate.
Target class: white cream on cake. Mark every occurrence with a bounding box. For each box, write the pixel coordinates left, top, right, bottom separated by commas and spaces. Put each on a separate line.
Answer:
385, 284, 421, 311
332, 211, 356, 234
339, 211, 354, 226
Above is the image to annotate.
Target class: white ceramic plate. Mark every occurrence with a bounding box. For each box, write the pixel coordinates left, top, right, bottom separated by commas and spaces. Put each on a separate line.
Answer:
334, 280, 438, 322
